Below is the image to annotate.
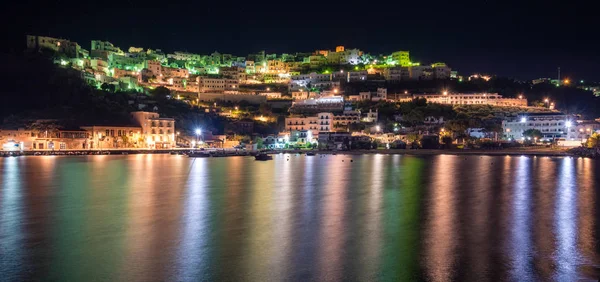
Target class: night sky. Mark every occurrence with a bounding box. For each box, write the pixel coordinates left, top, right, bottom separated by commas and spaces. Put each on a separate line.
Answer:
4, 0, 599, 81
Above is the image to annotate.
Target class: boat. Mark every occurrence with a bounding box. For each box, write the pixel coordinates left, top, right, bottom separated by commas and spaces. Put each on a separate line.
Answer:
306, 152, 316, 156
255, 153, 273, 161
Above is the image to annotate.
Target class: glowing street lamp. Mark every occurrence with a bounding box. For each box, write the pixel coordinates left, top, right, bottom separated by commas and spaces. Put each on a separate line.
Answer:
376, 125, 381, 132
518, 95, 523, 99
544, 98, 549, 103
443, 91, 448, 95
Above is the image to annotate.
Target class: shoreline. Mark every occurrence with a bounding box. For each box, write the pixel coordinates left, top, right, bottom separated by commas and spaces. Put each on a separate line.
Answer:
0, 148, 579, 158
281, 148, 573, 157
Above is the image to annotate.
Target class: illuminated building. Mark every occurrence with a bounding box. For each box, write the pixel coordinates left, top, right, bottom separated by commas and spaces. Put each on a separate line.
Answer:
413, 93, 527, 107
167, 51, 203, 61
502, 113, 575, 140
27, 35, 86, 58
130, 111, 176, 149
289, 96, 344, 114
358, 88, 387, 101
80, 126, 143, 149
197, 76, 239, 92
382, 67, 410, 81
335, 46, 345, 52
220, 66, 247, 82
285, 112, 334, 135
390, 51, 410, 67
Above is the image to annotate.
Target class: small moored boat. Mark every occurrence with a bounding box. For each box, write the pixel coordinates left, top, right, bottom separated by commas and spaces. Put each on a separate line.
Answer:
255, 153, 273, 161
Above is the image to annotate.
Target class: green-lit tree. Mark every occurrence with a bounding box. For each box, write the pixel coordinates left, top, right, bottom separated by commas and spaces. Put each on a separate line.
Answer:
522, 129, 542, 139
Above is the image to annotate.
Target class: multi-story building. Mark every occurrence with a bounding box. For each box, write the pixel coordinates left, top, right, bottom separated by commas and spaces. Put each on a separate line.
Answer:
413, 93, 528, 107
245, 61, 256, 73
220, 66, 247, 82
289, 96, 345, 114
130, 111, 176, 149
409, 65, 434, 80
390, 51, 411, 66
502, 113, 574, 140
267, 60, 286, 73
146, 60, 189, 79
432, 63, 452, 79
80, 126, 143, 149
358, 88, 387, 101
197, 76, 239, 92
382, 67, 410, 81
26, 35, 84, 58
333, 110, 361, 126
291, 91, 318, 100
167, 51, 202, 61
285, 112, 334, 135
566, 120, 600, 141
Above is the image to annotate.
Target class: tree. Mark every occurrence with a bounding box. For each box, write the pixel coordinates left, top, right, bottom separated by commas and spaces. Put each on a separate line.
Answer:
151, 86, 171, 101
586, 133, 600, 148
253, 137, 264, 149
522, 129, 542, 139
406, 133, 420, 143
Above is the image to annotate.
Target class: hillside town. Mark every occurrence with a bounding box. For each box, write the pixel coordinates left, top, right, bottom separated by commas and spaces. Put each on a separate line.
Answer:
2, 35, 600, 154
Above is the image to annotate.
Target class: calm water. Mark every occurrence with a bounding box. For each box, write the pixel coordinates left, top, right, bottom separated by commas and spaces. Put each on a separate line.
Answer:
1, 154, 599, 281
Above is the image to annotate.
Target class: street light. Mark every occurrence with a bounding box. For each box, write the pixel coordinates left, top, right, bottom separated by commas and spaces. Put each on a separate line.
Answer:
376, 125, 381, 132
518, 95, 523, 99
195, 129, 202, 148
443, 91, 448, 95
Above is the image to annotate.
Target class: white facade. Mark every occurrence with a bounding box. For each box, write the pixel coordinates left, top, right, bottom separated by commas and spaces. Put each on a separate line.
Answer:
502, 113, 574, 140
414, 93, 528, 107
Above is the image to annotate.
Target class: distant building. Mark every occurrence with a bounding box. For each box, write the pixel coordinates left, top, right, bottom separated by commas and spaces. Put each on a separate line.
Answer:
197, 76, 239, 92
285, 112, 334, 135
27, 35, 85, 58
413, 93, 527, 107
289, 96, 345, 114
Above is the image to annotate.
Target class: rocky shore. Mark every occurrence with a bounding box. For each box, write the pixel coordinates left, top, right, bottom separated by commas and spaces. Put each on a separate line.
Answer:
567, 147, 600, 158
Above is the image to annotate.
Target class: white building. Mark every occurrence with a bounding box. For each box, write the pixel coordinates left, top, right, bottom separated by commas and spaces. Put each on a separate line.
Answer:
502, 113, 574, 141
285, 112, 334, 135
130, 111, 176, 148
413, 93, 528, 107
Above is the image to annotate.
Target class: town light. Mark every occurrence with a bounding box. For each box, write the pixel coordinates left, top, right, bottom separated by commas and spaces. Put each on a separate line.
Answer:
518, 95, 523, 99
376, 125, 381, 132
195, 129, 202, 136
267, 87, 270, 91
443, 91, 448, 95
544, 98, 549, 103
566, 121, 572, 127
333, 88, 338, 94
520, 117, 527, 123
404, 91, 408, 94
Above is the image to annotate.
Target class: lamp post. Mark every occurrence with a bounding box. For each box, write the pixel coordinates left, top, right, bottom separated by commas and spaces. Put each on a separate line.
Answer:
195, 129, 202, 149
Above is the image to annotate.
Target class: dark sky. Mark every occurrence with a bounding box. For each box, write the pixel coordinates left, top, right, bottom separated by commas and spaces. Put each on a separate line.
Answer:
4, 0, 599, 81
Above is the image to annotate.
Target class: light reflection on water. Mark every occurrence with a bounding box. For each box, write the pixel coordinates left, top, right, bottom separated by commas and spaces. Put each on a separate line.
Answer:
0, 154, 599, 282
